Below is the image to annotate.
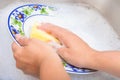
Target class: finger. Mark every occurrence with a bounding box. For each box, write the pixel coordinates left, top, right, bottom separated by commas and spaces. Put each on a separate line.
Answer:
16, 62, 36, 76
39, 23, 78, 48
12, 42, 23, 61
57, 47, 70, 61
15, 34, 29, 46
23, 67, 38, 76
16, 61, 27, 70
12, 42, 21, 53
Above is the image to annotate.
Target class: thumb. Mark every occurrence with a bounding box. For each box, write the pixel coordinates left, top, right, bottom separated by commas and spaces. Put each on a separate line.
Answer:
15, 34, 29, 46
57, 48, 70, 61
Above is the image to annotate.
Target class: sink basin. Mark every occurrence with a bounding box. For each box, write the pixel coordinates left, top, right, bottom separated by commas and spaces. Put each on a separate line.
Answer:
0, 0, 120, 80
80, 0, 120, 36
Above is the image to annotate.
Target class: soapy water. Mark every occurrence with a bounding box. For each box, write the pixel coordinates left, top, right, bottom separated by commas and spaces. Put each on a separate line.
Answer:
2, 1, 120, 50
0, 1, 120, 80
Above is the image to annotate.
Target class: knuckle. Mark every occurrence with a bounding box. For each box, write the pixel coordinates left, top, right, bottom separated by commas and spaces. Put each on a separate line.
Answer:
16, 62, 21, 69
13, 50, 22, 60
14, 53, 19, 60
23, 70, 29, 74
23, 68, 31, 75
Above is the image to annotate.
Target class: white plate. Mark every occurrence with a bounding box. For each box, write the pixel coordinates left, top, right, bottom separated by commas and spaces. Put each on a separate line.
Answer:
8, 4, 97, 74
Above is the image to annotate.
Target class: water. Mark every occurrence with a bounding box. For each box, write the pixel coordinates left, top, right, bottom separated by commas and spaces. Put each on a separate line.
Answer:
0, 1, 120, 80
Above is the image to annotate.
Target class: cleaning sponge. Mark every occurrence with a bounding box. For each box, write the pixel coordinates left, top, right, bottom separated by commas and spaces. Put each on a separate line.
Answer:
30, 24, 59, 43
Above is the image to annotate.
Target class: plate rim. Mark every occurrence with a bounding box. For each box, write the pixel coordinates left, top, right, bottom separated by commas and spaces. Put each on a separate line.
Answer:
8, 4, 51, 43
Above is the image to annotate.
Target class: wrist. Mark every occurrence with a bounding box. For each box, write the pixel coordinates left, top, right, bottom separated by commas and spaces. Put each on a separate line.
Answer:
39, 54, 70, 80
82, 49, 99, 69
38, 54, 68, 79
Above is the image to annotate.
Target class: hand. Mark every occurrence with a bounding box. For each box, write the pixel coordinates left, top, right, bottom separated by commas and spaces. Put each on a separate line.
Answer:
12, 35, 60, 77
40, 23, 97, 68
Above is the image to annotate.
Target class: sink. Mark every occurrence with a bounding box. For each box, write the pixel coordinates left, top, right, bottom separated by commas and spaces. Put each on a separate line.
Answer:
80, 0, 120, 36
0, 0, 120, 80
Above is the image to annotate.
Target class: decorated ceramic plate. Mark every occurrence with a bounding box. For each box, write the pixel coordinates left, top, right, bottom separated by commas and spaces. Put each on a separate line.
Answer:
8, 4, 97, 74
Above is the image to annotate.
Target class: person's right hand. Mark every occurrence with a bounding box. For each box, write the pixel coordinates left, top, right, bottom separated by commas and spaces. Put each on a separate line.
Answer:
39, 23, 97, 68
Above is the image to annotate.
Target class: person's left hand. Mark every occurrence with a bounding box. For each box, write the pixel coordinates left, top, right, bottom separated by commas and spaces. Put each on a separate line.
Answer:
12, 35, 59, 77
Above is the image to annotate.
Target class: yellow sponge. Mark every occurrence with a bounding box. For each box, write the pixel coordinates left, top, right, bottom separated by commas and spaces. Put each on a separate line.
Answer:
30, 24, 59, 43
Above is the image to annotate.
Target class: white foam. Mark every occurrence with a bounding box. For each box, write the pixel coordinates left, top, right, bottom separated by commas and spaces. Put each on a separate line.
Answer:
0, 1, 120, 80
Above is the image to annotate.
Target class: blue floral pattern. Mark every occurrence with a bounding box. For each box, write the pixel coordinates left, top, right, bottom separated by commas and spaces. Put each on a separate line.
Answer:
10, 25, 19, 36
13, 10, 27, 22
29, 4, 43, 11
